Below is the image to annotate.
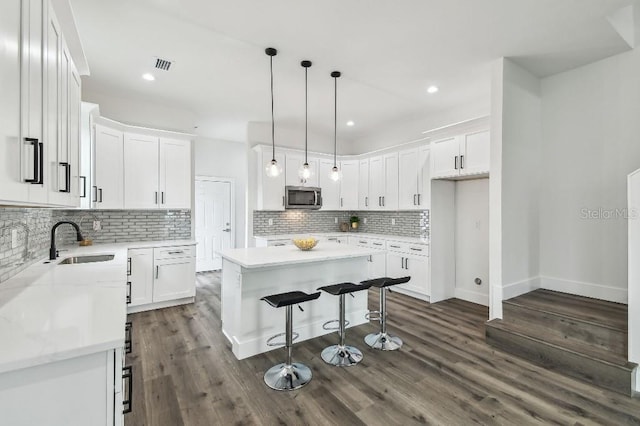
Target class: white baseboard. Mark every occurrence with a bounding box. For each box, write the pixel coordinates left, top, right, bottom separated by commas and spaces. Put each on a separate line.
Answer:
633, 367, 639, 395
127, 297, 195, 314
540, 276, 628, 304
454, 288, 488, 306
391, 286, 430, 302
502, 276, 541, 300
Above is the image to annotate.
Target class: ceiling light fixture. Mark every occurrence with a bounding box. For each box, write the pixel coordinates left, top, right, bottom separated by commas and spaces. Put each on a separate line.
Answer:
264, 47, 282, 178
142, 73, 155, 81
427, 85, 439, 94
346, 120, 355, 127
329, 71, 342, 182
298, 60, 314, 182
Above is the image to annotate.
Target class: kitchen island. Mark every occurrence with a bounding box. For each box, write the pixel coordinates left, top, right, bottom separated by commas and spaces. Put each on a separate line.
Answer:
220, 242, 381, 359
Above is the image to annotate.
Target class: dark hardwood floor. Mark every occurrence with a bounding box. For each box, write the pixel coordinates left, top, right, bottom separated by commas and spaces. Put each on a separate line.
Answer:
125, 272, 640, 425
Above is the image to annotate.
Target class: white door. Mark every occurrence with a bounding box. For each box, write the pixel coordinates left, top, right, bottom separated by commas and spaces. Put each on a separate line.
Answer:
124, 133, 159, 209
339, 160, 359, 210
195, 180, 232, 271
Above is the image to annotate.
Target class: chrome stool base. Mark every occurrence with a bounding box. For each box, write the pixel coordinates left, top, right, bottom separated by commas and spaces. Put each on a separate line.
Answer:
365, 332, 403, 351
263, 362, 312, 391
321, 344, 364, 366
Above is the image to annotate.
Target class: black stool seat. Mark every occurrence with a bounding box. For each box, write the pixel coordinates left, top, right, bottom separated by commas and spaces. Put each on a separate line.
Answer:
361, 276, 410, 288
317, 282, 372, 295
261, 291, 321, 308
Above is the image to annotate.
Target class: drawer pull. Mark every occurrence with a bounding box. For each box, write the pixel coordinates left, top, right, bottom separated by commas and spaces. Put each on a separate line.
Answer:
359, 240, 367, 244
410, 248, 423, 252
126, 281, 131, 304
168, 250, 184, 254
125, 321, 133, 354
122, 366, 133, 414
390, 245, 400, 248
372, 243, 383, 246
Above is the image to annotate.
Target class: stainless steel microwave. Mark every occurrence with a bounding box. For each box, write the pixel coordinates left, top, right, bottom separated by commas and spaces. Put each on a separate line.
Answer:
285, 186, 322, 209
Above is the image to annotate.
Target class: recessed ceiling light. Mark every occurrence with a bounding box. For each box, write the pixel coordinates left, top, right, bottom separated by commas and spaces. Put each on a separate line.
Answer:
142, 73, 155, 81
427, 85, 439, 94
346, 120, 355, 127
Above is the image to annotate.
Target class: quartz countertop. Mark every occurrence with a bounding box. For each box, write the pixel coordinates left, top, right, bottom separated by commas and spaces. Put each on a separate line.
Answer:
0, 239, 196, 374
221, 242, 380, 269
254, 232, 428, 245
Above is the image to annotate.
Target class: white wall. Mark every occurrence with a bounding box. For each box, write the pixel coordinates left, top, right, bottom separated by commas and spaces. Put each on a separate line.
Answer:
539, 47, 640, 303
82, 86, 199, 135
489, 58, 542, 318
247, 121, 336, 154
194, 138, 248, 248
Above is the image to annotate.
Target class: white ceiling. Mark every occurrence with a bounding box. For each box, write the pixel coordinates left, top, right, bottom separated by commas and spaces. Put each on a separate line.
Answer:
71, 0, 635, 145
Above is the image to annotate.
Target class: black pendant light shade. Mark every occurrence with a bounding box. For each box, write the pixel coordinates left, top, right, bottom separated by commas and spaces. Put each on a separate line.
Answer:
298, 60, 313, 182
265, 47, 282, 178
329, 71, 341, 182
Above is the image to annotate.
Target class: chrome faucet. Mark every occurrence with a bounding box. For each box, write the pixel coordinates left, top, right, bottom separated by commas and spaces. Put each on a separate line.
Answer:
50, 221, 84, 260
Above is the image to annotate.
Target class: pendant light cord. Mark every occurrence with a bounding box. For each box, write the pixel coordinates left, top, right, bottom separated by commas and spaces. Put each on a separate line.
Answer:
270, 54, 275, 162
333, 74, 337, 167
305, 66, 308, 164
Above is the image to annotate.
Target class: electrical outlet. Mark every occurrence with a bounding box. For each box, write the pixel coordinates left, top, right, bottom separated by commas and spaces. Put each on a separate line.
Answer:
334, 217, 338, 224
268, 218, 273, 226
363, 218, 367, 224
391, 218, 396, 225
11, 229, 18, 249
93, 220, 102, 231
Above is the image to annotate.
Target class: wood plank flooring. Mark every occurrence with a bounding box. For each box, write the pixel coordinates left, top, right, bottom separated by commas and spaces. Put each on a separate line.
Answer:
125, 272, 640, 425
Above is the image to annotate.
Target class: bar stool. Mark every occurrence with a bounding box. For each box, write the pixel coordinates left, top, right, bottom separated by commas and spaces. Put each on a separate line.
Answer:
362, 276, 411, 351
317, 282, 372, 366
260, 290, 321, 391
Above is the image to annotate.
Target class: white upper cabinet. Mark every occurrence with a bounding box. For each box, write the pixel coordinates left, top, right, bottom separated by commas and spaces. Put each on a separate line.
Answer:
431, 130, 490, 179
383, 152, 399, 210
124, 133, 159, 209
358, 158, 370, 210
398, 146, 430, 209
285, 154, 318, 187
93, 124, 124, 209
460, 130, 490, 175
0, 0, 82, 207
318, 159, 340, 210
256, 148, 285, 210
159, 138, 191, 209
369, 155, 384, 210
339, 159, 359, 210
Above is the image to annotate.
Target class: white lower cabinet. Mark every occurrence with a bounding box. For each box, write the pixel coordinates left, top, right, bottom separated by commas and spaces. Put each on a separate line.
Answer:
349, 236, 387, 280
386, 241, 429, 300
0, 347, 128, 426
127, 244, 196, 313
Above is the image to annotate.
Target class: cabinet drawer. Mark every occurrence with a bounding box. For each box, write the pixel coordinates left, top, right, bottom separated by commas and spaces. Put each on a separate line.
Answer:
386, 241, 429, 256
268, 240, 292, 247
352, 237, 386, 250
154, 245, 195, 260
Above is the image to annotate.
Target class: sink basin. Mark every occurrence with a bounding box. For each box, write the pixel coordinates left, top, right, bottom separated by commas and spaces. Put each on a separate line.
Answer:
59, 254, 115, 264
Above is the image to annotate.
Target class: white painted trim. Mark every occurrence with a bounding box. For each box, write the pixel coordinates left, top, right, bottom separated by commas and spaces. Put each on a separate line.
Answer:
195, 176, 236, 250
540, 276, 627, 304
94, 116, 197, 138
633, 367, 639, 395
391, 287, 430, 303
454, 288, 488, 306
421, 115, 490, 134
126, 297, 194, 314
503, 276, 541, 300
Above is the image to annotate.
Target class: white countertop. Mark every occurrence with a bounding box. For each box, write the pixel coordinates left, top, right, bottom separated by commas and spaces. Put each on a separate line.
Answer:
221, 242, 381, 269
0, 239, 195, 375
254, 232, 428, 245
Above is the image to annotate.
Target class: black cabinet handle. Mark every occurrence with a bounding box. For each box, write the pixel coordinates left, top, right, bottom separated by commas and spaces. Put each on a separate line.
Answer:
155, 265, 159, 279
455, 156, 458, 170
98, 188, 103, 203
460, 155, 464, 169
125, 321, 132, 353
413, 194, 417, 205
401, 257, 404, 269
155, 191, 158, 204
373, 242, 383, 246
382, 196, 385, 207
80, 176, 87, 198
417, 193, 421, 205
122, 366, 133, 414
59, 162, 70, 193
340, 198, 343, 207
390, 245, 400, 248
405, 258, 409, 269
92, 186, 97, 202
24, 138, 43, 184
161, 191, 165, 204
126, 281, 131, 304
127, 257, 132, 276
365, 196, 368, 207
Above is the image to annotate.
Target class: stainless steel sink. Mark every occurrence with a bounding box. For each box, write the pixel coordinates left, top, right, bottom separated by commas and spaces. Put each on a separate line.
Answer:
59, 254, 115, 264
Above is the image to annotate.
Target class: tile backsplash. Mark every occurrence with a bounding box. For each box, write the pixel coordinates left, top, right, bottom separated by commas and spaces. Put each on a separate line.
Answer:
253, 210, 429, 239
0, 208, 191, 283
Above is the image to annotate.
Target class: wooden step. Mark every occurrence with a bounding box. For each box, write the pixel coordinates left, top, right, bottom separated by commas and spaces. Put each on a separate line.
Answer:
486, 319, 637, 396
503, 300, 627, 357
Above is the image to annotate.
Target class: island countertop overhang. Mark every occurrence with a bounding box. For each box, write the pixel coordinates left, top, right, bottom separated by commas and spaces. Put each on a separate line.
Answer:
220, 242, 382, 269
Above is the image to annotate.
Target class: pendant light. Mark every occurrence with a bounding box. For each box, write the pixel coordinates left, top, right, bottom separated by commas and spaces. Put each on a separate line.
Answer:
298, 60, 313, 182
265, 47, 282, 178
329, 71, 341, 182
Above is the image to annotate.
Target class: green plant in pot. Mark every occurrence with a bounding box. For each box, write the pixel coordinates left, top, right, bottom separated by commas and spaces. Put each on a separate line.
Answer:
350, 216, 360, 229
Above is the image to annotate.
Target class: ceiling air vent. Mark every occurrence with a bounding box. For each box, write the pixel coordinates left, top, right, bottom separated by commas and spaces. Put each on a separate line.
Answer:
154, 58, 172, 71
